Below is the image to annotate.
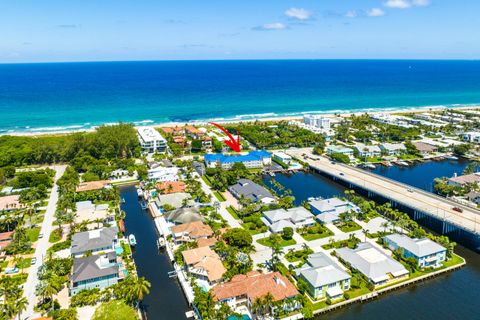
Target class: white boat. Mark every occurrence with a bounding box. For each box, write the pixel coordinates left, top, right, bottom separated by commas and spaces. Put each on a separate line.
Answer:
136, 188, 143, 198
445, 155, 458, 160
397, 161, 409, 166
157, 238, 165, 248
363, 163, 376, 169
140, 201, 147, 210
128, 234, 137, 246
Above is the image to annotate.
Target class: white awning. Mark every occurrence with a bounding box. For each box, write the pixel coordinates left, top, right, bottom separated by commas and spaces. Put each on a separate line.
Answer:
326, 286, 343, 298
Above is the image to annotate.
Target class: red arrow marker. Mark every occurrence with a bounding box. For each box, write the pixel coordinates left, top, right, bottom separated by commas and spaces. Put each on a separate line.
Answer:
208, 122, 241, 152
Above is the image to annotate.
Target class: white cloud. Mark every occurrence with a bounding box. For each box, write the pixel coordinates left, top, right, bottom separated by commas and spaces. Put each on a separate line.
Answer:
384, 0, 431, 9
345, 10, 358, 18
253, 22, 287, 31
367, 8, 386, 17
285, 8, 312, 20
384, 0, 412, 9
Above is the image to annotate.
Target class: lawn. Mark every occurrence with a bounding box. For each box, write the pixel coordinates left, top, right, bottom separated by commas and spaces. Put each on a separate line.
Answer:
201, 175, 212, 187
257, 237, 296, 248
213, 191, 226, 202
26, 227, 40, 242
49, 228, 62, 243
336, 221, 362, 233
298, 223, 334, 241
92, 300, 138, 320
16, 258, 32, 269
226, 206, 240, 220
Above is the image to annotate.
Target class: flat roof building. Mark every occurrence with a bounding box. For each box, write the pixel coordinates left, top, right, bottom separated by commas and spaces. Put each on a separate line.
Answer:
204, 151, 271, 169
137, 126, 167, 153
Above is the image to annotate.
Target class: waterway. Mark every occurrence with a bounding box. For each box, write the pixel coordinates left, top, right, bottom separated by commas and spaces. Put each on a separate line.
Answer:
120, 185, 188, 320
264, 160, 480, 320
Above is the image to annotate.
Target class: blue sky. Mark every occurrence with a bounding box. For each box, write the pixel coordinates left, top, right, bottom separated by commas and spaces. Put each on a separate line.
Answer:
1, 0, 479, 62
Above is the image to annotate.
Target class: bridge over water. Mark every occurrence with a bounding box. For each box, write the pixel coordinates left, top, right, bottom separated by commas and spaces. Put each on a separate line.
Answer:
286, 148, 480, 251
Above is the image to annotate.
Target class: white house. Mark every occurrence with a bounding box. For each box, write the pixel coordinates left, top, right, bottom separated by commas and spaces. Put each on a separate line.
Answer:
380, 143, 407, 156
463, 132, 480, 144
272, 152, 292, 165
262, 207, 315, 233
308, 197, 360, 223
326, 145, 354, 158
354, 143, 381, 158
147, 166, 179, 182
137, 127, 167, 153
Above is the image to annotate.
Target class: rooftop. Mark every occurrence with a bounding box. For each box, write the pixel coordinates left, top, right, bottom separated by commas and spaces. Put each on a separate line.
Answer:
0, 195, 23, 211
71, 226, 118, 255
171, 221, 213, 239
204, 150, 271, 164
295, 252, 350, 288
156, 181, 186, 194
137, 126, 166, 143
385, 234, 446, 257
165, 207, 203, 224
182, 247, 226, 282
76, 180, 110, 193
70, 252, 118, 283
228, 179, 274, 203
448, 173, 480, 185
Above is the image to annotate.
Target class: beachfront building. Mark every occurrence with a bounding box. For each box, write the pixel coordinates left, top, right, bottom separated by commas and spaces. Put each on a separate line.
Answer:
308, 197, 360, 223
326, 145, 354, 158
70, 252, 121, 295
354, 143, 381, 158
336, 242, 409, 286
384, 234, 447, 268
71, 226, 118, 257
380, 143, 407, 156
304, 115, 331, 130
447, 172, 480, 187
182, 247, 226, 285
262, 207, 315, 233
228, 179, 276, 204
371, 114, 413, 128
171, 221, 213, 244
211, 271, 299, 313
463, 131, 480, 144
204, 151, 272, 169
272, 152, 292, 165
294, 252, 350, 300
137, 126, 167, 153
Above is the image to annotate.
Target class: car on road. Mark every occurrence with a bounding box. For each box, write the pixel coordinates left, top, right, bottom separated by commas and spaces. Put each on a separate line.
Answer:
452, 207, 463, 213
31, 257, 37, 265
407, 188, 414, 193
38, 233, 43, 239
339, 173, 345, 176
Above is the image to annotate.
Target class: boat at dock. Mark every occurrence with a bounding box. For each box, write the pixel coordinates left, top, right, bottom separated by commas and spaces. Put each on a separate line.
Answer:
140, 201, 147, 210
136, 188, 143, 198
362, 163, 376, 169
157, 237, 165, 248
121, 198, 126, 204
396, 161, 410, 166
128, 234, 137, 246
445, 155, 459, 160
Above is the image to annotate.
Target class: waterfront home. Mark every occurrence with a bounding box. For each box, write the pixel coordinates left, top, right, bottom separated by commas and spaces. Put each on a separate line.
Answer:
326, 145, 354, 158
171, 221, 213, 244
76, 180, 111, 193
71, 226, 118, 257
463, 131, 480, 144
272, 152, 292, 165
70, 252, 120, 295
155, 192, 194, 209
74, 200, 113, 225
294, 252, 350, 300
308, 197, 360, 223
411, 141, 438, 156
262, 207, 315, 233
165, 207, 204, 225
212, 271, 299, 312
384, 234, 447, 268
182, 247, 225, 285
228, 179, 276, 204
0, 195, 25, 211
137, 126, 167, 153
336, 242, 409, 286
447, 172, 480, 187
0, 231, 13, 251
147, 166, 179, 182
354, 143, 381, 158
204, 151, 272, 169
380, 143, 407, 156
156, 181, 186, 194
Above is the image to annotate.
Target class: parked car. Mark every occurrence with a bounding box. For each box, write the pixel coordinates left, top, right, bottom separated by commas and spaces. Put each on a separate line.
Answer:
31, 257, 37, 265
407, 188, 414, 193
339, 173, 345, 176
38, 233, 43, 239
452, 207, 463, 213
4, 267, 19, 274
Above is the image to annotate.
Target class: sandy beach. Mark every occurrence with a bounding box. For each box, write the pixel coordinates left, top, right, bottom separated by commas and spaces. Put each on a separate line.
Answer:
5, 104, 480, 137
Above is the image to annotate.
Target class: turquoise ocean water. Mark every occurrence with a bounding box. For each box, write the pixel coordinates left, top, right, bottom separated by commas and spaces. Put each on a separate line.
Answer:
1, 60, 480, 133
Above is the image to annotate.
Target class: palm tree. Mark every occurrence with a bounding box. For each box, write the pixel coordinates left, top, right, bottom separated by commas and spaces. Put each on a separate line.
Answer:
362, 229, 369, 242
381, 221, 389, 234
16, 296, 28, 320
128, 276, 151, 306
263, 293, 274, 317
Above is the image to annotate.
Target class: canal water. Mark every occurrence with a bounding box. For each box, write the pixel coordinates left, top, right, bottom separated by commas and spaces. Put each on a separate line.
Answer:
120, 185, 188, 320
264, 160, 480, 320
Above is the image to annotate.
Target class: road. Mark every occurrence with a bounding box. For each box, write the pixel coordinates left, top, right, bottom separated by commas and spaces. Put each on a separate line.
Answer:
286, 148, 480, 234
23, 165, 67, 319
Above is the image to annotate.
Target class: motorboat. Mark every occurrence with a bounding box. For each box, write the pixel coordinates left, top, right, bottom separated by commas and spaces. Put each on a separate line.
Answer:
128, 234, 137, 246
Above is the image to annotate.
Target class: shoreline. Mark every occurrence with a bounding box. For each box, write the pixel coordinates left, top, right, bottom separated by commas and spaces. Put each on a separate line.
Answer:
3, 104, 480, 137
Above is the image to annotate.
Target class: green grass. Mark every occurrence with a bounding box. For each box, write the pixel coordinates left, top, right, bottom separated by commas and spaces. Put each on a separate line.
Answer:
226, 206, 240, 220
336, 221, 362, 233
301, 232, 332, 241
257, 237, 296, 248
16, 258, 32, 269
213, 191, 226, 202
49, 228, 62, 243
201, 175, 212, 187
26, 227, 40, 242
121, 241, 132, 256
92, 300, 138, 320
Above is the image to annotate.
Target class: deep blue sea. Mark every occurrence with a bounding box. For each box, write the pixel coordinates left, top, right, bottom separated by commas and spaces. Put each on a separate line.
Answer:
1, 60, 480, 133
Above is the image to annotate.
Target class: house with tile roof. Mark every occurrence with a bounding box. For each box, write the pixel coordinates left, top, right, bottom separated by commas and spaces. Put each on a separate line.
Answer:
384, 234, 446, 268
171, 221, 214, 244
211, 271, 299, 312
182, 247, 226, 285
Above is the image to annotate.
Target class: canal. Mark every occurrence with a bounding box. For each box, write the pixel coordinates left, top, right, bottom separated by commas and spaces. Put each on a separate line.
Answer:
120, 185, 188, 320
264, 160, 480, 320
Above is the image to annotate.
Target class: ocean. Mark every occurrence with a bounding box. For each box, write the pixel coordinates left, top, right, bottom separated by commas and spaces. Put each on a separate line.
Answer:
1, 60, 480, 134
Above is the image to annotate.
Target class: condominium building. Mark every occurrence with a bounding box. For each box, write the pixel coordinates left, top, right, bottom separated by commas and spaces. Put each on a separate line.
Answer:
137, 126, 167, 153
